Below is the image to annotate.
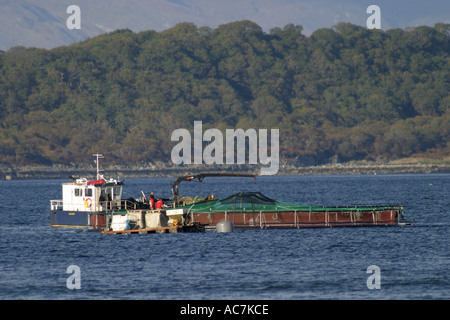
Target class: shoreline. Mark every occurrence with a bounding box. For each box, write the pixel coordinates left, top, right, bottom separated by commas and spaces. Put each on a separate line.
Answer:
1, 160, 449, 180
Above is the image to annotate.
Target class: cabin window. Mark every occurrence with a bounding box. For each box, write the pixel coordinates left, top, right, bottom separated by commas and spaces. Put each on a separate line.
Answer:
74, 188, 82, 197
85, 188, 93, 197
113, 187, 121, 199
99, 190, 106, 201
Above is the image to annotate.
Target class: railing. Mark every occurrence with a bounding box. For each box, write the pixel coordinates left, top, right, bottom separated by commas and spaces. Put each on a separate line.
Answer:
50, 200, 63, 210
49, 199, 139, 212
99, 200, 139, 212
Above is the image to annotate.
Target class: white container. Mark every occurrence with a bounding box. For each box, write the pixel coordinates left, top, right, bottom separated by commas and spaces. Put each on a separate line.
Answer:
127, 211, 145, 229
111, 215, 127, 231
145, 212, 168, 228
166, 208, 184, 222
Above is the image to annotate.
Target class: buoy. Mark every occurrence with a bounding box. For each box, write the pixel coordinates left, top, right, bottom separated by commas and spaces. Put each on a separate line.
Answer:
216, 220, 234, 233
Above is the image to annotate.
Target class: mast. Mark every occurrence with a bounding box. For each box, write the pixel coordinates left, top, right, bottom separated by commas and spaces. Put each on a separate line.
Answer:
93, 153, 104, 180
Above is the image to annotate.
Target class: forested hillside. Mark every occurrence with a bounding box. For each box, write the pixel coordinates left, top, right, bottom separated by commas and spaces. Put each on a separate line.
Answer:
0, 21, 449, 167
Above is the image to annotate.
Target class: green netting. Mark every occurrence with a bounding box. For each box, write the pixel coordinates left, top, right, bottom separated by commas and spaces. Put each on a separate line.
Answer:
180, 192, 402, 213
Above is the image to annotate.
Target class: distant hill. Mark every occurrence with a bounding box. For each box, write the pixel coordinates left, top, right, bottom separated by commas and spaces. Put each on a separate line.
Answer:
1, 0, 449, 51
0, 21, 448, 168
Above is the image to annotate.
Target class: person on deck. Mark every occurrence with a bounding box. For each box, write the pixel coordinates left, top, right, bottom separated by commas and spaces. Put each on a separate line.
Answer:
149, 192, 156, 209
155, 199, 163, 209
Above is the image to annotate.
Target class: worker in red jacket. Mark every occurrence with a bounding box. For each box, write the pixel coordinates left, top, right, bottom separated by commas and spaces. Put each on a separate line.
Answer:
155, 199, 163, 209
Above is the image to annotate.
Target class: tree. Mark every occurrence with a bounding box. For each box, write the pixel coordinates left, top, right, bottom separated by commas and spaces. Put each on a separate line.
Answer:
0, 22, 448, 166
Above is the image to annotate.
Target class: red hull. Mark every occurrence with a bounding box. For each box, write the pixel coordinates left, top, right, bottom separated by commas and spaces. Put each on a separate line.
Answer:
89, 214, 108, 229
189, 209, 400, 229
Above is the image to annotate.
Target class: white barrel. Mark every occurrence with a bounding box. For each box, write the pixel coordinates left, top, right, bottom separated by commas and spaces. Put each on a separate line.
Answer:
216, 220, 234, 233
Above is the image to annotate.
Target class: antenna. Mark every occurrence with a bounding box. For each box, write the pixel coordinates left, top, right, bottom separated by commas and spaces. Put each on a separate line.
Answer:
93, 153, 104, 180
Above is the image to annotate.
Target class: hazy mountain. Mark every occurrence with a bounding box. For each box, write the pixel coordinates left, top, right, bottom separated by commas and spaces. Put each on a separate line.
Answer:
1, 0, 449, 51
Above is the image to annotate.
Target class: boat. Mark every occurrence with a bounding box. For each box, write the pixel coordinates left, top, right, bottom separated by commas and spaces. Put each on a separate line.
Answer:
50, 154, 128, 229
169, 173, 406, 230
178, 191, 405, 229
50, 155, 406, 233
50, 154, 203, 233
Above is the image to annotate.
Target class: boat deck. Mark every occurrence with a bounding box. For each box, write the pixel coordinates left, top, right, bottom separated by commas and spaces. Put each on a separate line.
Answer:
101, 224, 205, 234
101, 225, 180, 234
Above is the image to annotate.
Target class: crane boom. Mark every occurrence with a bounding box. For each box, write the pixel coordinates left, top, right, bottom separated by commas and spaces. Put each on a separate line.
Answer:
171, 172, 256, 201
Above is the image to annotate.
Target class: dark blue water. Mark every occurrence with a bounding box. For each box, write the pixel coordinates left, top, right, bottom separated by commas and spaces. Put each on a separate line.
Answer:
0, 174, 448, 300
